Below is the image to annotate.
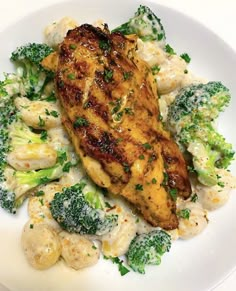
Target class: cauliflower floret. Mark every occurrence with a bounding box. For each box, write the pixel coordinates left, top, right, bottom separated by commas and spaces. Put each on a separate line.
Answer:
44, 17, 78, 48
60, 232, 99, 270
177, 199, 208, 240
195, 168, 236, 211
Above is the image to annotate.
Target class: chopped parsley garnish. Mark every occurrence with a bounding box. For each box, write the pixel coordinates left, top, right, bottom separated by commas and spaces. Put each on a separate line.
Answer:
111, 98, 121, 114
30, 224, 34, 229
104, 256, 130, 276
161, 172, 169, 186
92, 245, 97, 250
139, 154, 145, 160
217, 181, 225, 188
40, 177, 50, 184
142, 143, 152, 150
151, 178, 157, 184
62, 162, 72, 173
178, 208, 191, 220
35, 190, 45, 197
190, 193, 198, 203
69, 44, 77, 50
38, 198, 44, 206
123, 163, 130, 173
135, 184, 143, 191
123, 71, 132, 80
169, 188, 177, 201
73, 117, 89, 128
57, 151, 67, 165
99, 40, 111, 51
104, 69, 113, 83
114, 111, 123, 121
40, 130, 48, 141
151, 65, 160, 75
124, 107, 134, 115
184, 69, 188, 74
38, 116, 45, 127
67, 73, 76, 80
45, 109, 59, 118
180, 53, 191, 63
165, 44, 176, 55
105, 201, 113, 209
45, 93, 57, 102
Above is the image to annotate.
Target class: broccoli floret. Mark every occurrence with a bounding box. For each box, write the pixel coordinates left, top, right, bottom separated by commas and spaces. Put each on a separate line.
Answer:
0, 74, 63, 212
10, 43, 54, 100
50, 183, 118, 235
9, 121, 46, 147
167, 82, 234, 186
127, 229, 171, 274
112, 5, 166, 47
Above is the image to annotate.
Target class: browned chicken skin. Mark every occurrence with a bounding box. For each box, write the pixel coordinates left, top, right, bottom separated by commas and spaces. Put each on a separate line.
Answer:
46, 24, 191, 230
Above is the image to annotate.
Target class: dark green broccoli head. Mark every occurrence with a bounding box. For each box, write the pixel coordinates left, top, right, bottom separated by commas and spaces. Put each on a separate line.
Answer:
11, 43, 53, 68
112, 5, 166, 47
168, 82, 230, 129
10, 43, 54, 100
50, 183, 118, 235
167, 81, 234, 186
127, 229, 171, 274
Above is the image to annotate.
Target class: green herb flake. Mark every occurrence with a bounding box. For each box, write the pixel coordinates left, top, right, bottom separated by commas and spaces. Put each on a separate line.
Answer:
50, 110, 59, 118
135, 184, 143, 191
99, 40, 111, 51
142, 143, 152, 150
63, 162, 72, 173
92, 245, 97, 250
45, 94, 57, 102
151, 178, 157, 184
104, 256, 130, 276
104, 69, 113, 83
184, 69, 188, 74
38, 198, 44, 206
123, 163, 130, 173
217, 181, 225, 188
69, 44, 77, 50
178, 208, 191, 220
67, 73, 76, 80
139, 154, 145, 160
151, 65, 160, 75
124, 107, 134, 115
38, 116, 45, 127
169, 188, 177, 201
190, 193, 198, 203
73, 117, 89, 128
105, 201, 113, 209
40, 130, 48, 141
45, 108, 50, 116
180, 53, 191, 63
30, 224, 34, 229
161, 172, 169, 186
165, 44, 176, 55
123, 71, 132, 80
57, 151, 67, 165
35, 190, 45, 197
40, 177, 50, 184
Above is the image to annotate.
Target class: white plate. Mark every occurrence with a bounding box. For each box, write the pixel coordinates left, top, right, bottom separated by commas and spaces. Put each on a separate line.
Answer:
0, 0, 235, 290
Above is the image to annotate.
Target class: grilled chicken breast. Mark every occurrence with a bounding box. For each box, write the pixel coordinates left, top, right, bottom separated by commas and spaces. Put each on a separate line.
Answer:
45, 24, 191, 229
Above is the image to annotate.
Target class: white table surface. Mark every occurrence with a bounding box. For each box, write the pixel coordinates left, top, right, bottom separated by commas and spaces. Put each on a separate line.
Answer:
0, 0, 235, 290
